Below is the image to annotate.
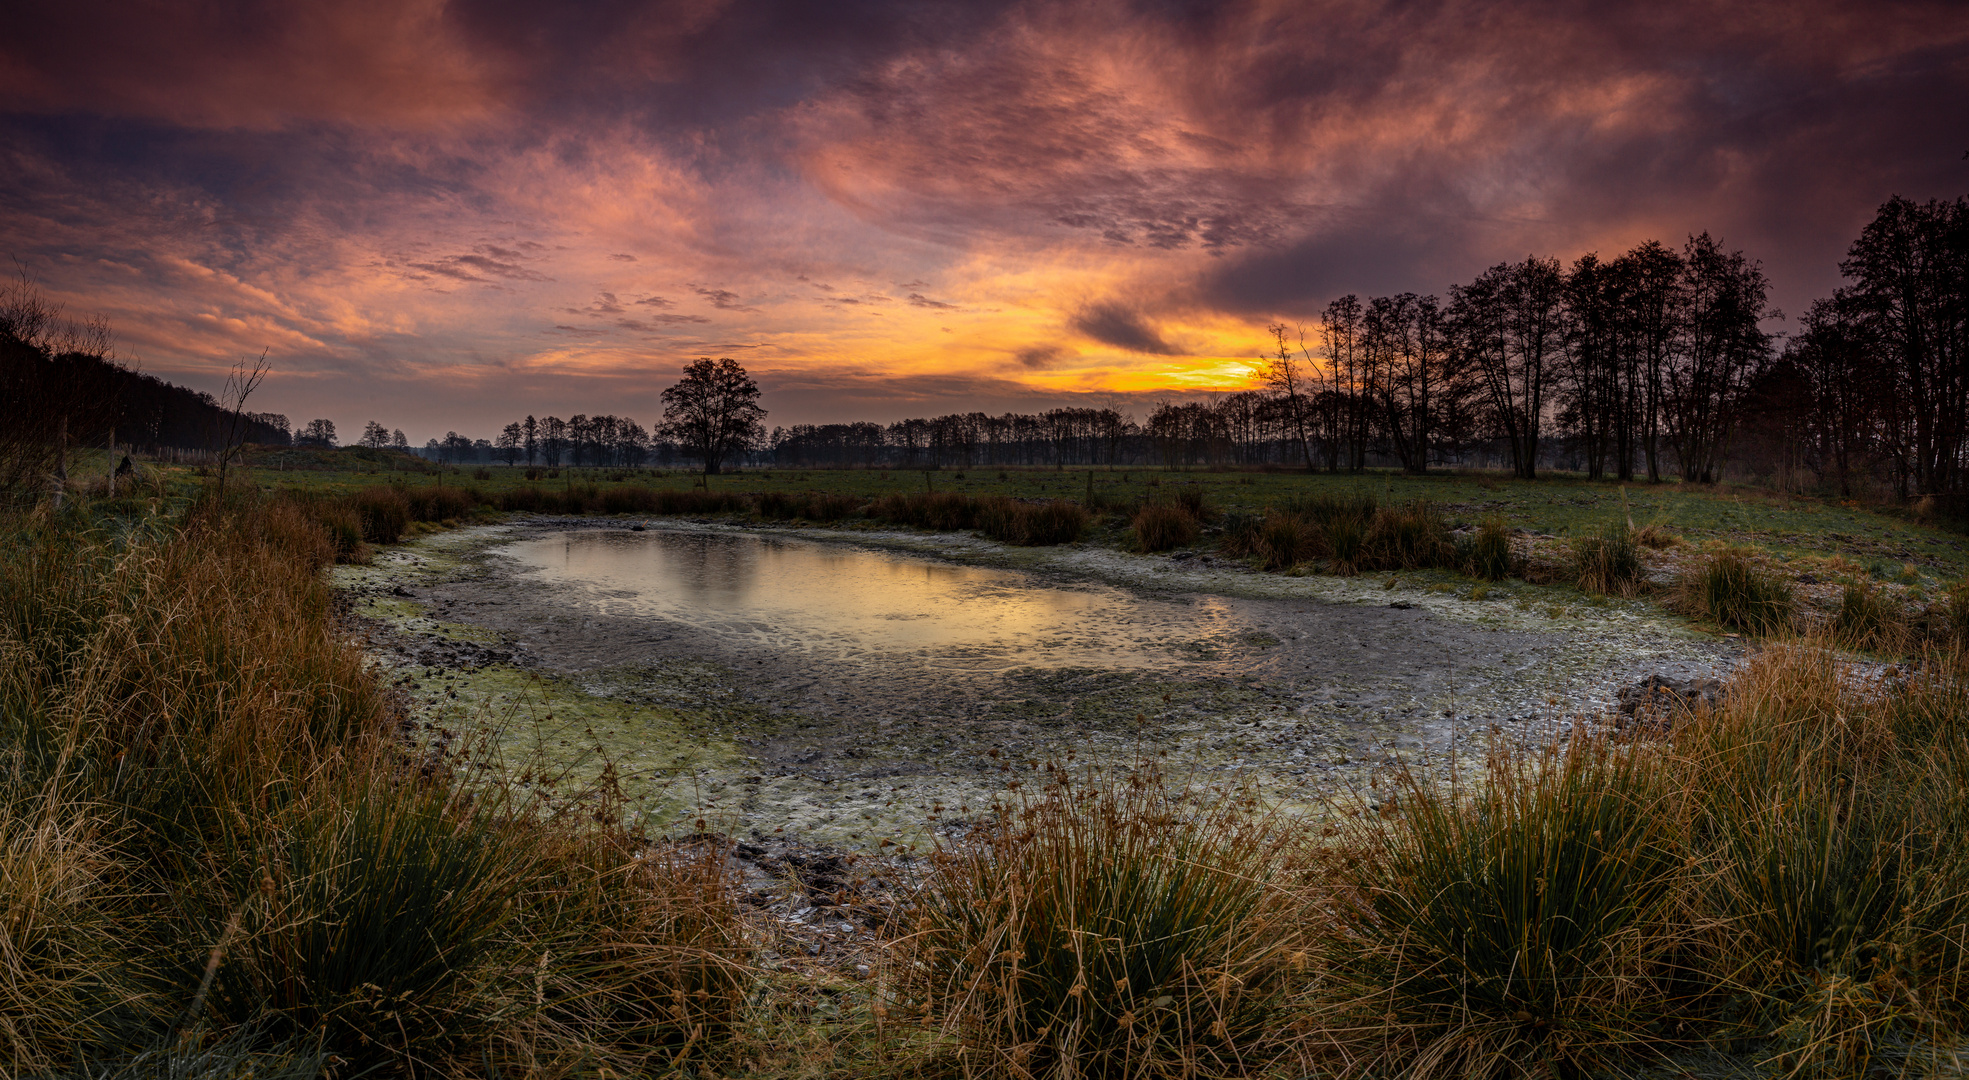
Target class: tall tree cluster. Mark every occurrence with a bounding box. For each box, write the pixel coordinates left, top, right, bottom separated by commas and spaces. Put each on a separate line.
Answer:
1784, 196, 1969, 500
1302, 236, 1774, 482
484, 414, 653, 467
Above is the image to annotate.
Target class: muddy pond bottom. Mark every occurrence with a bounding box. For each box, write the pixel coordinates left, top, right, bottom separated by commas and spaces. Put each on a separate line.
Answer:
502, 528, 1259, 671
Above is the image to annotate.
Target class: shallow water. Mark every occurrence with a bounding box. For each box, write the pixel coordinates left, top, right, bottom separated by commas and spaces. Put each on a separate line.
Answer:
503, 529, 1252, 671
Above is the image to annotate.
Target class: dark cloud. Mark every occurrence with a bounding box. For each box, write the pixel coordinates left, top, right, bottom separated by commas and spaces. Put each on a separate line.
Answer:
1072, 303, 1180, 355
608, 252, 638, 261
406, 246, 552, 285
618, 314, 711, 331
693, 286, 756, 311
907, 292, 956, 309
1015, 344, 1065, 368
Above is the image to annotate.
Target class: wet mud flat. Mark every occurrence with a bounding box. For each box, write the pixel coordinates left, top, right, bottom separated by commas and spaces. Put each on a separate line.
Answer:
334, 519, 1739, 850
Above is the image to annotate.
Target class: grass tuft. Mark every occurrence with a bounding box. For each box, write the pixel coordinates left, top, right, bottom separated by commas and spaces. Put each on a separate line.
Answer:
1676, 549, 1796, 635
1328, 736, 1685, 1078
1466, 513, 1516, 581
916, 766, 1305, 1079
1258, 509, 1315, 570
1570, 519, 1643, 596
1831, 579, 1904, 652
1132, 500, 1201, 552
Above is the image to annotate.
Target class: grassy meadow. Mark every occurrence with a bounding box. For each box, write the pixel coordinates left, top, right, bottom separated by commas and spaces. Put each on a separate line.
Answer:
8, 449, 1969, 1076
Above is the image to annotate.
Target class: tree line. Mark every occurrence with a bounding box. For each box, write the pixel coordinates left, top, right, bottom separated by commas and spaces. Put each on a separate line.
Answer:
765, 196, 1968, 501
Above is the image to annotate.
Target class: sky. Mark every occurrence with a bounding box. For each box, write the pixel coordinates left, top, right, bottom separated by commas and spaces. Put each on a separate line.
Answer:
3, 0, 1965, 442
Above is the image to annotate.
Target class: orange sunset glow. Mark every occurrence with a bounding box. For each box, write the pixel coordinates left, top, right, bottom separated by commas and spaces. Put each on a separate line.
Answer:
5, 0, 1966, 439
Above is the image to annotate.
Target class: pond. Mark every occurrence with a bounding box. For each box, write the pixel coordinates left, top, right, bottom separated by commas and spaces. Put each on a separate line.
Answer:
347, 522, 1736, 845
501, 528, 1253, 671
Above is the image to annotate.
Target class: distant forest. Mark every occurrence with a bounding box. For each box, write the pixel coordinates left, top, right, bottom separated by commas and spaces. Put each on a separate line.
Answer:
443, 195, 1965, 505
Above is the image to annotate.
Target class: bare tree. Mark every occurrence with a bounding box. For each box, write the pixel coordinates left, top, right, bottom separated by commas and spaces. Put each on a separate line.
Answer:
213, 351, 270, 501
1260, 324, 1318, 469
1453, 257, 1564, 479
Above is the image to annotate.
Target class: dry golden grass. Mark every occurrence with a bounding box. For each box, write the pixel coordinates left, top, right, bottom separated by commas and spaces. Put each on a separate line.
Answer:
0, 491, 753, 1075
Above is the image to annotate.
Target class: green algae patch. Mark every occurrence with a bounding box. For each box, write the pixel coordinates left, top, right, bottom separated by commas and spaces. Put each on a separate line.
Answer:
391, 661, 749, 831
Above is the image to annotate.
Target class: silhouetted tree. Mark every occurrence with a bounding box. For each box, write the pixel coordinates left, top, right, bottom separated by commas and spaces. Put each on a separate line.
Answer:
297, 418, 337, 447
1454, 257, 1563, 479
1838, 195, 1969, 498
660, 358, 765, 477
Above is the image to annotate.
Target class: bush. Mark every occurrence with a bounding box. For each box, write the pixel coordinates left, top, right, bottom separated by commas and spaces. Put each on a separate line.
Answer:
1131, 501, 1199, 552
1466, 513, 1515, 580
917, 767, 1304, 1079
1677, 549, 1795, 635
1571, 520, 1643, 596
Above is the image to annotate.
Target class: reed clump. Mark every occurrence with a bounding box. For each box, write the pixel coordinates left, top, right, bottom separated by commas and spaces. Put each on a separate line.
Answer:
1235, 494, 1458, 576
1676, 548, 1796, 635
914, 766, 1306, 1079
1326, 736, 1685, 1077
1464, 513, 1516, 580
1131, 500, 1202, 552
869, 490, 979, 532
976, 497, 1089, 546
1257, 509, 1315, 570
755, 490, 868, 522
1831, 579, 1905, 651
1316, 643, 1969, 1078
1570, 519, 1644, 596
1364, 499, 1457, 571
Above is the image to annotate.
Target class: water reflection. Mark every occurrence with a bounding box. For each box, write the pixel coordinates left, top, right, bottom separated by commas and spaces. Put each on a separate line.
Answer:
502, 529, 1250, 670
